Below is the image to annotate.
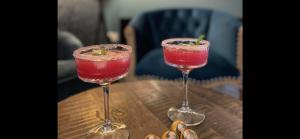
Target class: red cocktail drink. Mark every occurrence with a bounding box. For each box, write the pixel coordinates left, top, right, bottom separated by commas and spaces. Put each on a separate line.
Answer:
162, 38, 209, 71
73, 44, 131, 84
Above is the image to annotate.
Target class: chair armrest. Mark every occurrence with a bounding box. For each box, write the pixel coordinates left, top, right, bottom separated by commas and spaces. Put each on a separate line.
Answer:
124, 25, 137, 81
236, 25, 243, 99
58, 30, 83, 60
57, 60, 77, 84
200, 25, 243, 100
237, 25, 243, 78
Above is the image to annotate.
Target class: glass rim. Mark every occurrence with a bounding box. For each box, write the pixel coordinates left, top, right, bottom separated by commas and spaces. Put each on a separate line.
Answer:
73, 44, 132, 62
161, 38, 210, 50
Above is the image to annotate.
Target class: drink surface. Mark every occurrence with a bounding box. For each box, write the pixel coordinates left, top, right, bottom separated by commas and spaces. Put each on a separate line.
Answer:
162, 38, 209, 71
73, 44, 132, 83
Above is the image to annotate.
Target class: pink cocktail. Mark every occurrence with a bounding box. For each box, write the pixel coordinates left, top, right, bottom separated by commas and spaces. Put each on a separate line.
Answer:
162, 38, 209, 71
162, 38, 210, 126
73, 44, 132, 139
73, 45, 131, 84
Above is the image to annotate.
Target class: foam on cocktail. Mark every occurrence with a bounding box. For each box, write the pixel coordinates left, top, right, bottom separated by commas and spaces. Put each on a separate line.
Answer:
162, 38, 209, 51
73, 45, 131, 61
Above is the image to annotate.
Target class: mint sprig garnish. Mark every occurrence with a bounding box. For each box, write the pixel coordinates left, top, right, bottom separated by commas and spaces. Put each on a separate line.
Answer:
195, 34, 205, 45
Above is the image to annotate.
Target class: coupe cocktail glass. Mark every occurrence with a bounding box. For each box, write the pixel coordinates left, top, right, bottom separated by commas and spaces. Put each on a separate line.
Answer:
162, 38, 210, 126
73, 44, 132, 138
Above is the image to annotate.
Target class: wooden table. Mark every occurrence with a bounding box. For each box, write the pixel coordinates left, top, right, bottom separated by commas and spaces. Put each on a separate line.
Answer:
58, 80, 242, 139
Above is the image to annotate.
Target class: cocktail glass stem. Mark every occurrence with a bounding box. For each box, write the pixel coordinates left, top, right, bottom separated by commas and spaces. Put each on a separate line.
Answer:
101, 82, 112, 132
181, 70, 191, 111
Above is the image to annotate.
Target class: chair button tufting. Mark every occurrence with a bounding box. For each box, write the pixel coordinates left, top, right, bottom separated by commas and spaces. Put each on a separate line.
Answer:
164, 11, 173, 18
177, 10, 189, 20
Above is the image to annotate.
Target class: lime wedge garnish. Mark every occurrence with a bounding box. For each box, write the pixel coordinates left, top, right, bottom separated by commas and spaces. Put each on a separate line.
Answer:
92, 49, 107, 55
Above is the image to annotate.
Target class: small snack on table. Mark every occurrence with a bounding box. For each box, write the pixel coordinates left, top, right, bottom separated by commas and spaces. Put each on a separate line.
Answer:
144, 134, 160, 139
145, 120, 198, 139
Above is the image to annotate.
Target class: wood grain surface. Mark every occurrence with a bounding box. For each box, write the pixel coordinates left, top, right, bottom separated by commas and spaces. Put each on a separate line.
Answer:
58, 80, 242, 139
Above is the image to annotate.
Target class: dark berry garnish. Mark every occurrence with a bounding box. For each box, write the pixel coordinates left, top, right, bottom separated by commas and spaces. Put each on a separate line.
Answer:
113, 45, 128, 51
80, 48, 93, 54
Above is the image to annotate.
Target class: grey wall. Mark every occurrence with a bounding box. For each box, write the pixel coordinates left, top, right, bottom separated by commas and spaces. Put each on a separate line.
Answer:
103, 0, 243, 32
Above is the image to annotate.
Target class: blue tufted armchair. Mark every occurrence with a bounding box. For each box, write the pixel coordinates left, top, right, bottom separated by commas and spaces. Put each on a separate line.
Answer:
124, 8, 243, 94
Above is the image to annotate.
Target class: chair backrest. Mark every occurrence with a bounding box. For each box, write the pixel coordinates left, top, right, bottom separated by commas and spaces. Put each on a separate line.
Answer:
207, 11, 242, 66
58, 30, 83, 60
129, 8, 241, 66
58, 0, 107, 45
